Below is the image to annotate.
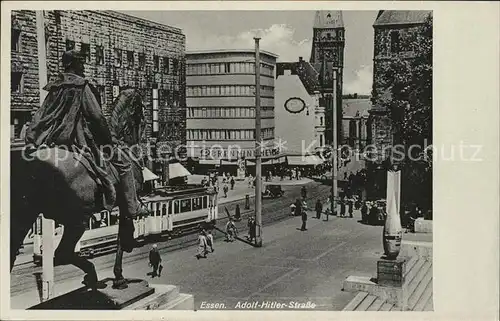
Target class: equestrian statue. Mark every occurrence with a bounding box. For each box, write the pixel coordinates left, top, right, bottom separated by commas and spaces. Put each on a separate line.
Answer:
10, 49, 151, 290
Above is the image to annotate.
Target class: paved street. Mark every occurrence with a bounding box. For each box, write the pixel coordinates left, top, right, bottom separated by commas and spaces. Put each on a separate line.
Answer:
11, 181, 388, 310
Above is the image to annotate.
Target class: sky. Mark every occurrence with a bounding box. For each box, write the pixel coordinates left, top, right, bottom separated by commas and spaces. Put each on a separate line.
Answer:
124, 11, 378, 95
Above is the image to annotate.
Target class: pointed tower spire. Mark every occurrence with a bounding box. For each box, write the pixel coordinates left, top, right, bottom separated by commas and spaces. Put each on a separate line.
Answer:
313, 11, 344, 29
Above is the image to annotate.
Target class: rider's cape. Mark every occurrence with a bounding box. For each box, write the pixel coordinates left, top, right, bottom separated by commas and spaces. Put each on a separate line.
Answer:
25, 73, 116, 210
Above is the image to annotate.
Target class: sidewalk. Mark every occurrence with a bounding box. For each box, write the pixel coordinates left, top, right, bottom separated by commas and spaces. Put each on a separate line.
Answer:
10, 204, 370, 310
189, 174, 313, 205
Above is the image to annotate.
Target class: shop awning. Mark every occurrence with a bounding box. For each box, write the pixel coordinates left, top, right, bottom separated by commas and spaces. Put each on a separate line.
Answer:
287, 155, 324, 166
199, 159, 220, 165
169, 162, 192, 179
143, 167, 159, 182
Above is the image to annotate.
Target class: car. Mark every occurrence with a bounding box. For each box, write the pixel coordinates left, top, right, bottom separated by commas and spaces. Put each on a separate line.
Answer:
262, 184, 284, 198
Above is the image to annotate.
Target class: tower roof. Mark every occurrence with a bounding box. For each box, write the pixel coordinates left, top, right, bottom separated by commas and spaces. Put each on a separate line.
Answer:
313, 11, 344, 29
373, 10, 432, 27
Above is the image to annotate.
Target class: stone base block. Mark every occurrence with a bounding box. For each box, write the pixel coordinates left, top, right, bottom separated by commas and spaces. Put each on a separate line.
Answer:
342, 275, 403, 307
377, 256, 409, 287
401, 241, 433, 259
414, 218, 433, 233
29, 278, 154, 310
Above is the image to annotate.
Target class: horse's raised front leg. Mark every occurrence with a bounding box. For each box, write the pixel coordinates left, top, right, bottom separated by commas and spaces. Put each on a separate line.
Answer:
112, 238, 128, 289
54, 224, 102, 290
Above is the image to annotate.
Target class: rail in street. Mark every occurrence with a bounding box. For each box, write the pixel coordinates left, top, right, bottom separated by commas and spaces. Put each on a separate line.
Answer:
10, 182, 332, 298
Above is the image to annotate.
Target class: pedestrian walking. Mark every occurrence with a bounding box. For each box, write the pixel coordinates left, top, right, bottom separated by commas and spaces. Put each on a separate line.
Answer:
225, 218, 237, 242
348, 197, 354, 218
195, 230, 207, 259
340, 197, 346, 217
223, 183, 229, 198
230, 176, 235, 190
315, 199, 323, 219
148, 244, 162, 277
301, 186, 307, 199
206, 230, 214, 253
247, 216, 257, 242
300, 204, 308, 231
234, 204, 241, 221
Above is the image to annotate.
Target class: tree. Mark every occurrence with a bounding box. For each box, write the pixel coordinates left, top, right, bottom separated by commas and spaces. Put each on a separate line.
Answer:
378, 15, 433, 211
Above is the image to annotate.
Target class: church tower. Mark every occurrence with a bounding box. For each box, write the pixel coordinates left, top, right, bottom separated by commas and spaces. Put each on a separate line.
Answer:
310, 11, 345, 145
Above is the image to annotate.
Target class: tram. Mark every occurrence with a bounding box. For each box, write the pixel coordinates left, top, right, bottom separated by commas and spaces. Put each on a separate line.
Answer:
33, 185, 218, 264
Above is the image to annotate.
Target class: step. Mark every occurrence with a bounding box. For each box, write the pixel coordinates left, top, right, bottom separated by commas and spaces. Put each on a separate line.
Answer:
162, 293, 194, 310
355, 294, 377, 311
413, 278, 433, 311
125, 284, 180, 310
408, 268, 433, 311
406, 261, 431, 300
367, 297, 385, 311
403, 255, 420, 277
404, 259, 428, 288
342, 292, 368, 311
424, 293, 434, 311
380, 303, 394, 311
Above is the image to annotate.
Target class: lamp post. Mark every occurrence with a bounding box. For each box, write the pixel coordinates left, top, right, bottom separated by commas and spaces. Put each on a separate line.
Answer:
254, 37, 263, 247
331, 69, 338, 216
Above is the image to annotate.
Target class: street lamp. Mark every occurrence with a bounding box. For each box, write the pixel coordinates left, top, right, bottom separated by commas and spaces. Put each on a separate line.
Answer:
254, 37, 263, 247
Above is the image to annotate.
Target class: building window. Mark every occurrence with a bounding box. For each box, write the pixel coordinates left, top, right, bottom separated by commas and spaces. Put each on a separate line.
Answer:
224, 62, 231, 73
11, 72, 23, 93
81, 43, 90, 63
163, 57, 169, 73
66, 39, 75, 51
97, 85, 106, 106
153, 55, 159, 71
390, 31, 400, 54
320, 117, 323, 126
152, 86, 159, 136
172, 58, 178, 75
126, 51, 134, 68
11, 111, 31, 141
138, 53, 146, 70
11, 28, 21, 51
114, 48, 122, 67
95, 45, 104, 65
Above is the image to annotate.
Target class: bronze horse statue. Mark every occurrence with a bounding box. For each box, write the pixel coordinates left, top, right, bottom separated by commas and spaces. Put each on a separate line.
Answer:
10, 89, 148, 290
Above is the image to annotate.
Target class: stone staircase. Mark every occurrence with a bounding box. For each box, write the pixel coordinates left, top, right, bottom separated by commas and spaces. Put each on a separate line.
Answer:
126, 284, 194, 310
29, 279, 194, 310
343, 255, 433, 311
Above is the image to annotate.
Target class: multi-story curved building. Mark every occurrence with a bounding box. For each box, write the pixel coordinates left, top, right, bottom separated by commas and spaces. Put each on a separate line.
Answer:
185, 49, 278, 171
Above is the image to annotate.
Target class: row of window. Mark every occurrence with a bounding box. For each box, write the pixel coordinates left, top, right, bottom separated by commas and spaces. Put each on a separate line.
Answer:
65, 39, 181, 74
187, 128, 274, 141
187, 107, 273, 119
187, 85, 274, 97
186, 62, 274, 76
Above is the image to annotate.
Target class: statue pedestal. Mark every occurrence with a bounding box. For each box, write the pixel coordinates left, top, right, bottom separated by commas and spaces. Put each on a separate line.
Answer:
29, 278, 193, 310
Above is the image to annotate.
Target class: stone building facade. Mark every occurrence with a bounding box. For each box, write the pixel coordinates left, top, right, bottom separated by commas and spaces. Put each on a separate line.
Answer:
10, 10, 186, 163
368, 10, 432, 198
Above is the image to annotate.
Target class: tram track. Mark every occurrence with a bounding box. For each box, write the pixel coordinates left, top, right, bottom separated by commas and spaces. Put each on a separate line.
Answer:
11, 182, 331, 296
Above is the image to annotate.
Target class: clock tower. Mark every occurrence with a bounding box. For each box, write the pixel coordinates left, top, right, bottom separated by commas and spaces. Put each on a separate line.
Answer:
310, 10, 345, 145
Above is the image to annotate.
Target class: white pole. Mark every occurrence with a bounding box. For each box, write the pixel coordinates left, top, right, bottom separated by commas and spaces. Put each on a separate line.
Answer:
41, 215, 55, 301
36, 11, 48, 107
254, 37, 262, 247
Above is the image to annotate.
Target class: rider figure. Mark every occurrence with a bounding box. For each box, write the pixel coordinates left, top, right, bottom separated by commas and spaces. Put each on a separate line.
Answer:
25, 49, 148, 251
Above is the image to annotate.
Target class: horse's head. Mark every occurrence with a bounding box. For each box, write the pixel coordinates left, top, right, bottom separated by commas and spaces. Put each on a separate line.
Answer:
108, 89, 146, 187
109, 88, 146, 148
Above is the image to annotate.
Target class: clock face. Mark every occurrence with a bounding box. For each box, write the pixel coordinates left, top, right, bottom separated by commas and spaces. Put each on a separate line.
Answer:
284, 97, 306, 114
